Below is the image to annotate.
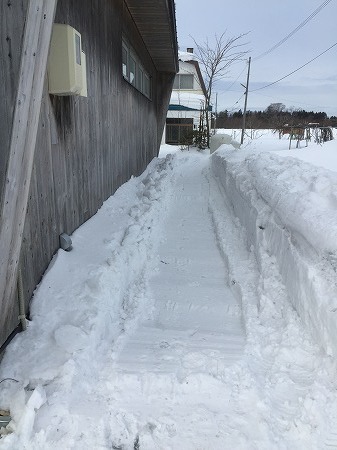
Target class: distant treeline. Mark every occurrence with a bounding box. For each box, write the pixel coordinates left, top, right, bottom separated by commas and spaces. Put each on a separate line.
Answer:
215, 103, 337, 129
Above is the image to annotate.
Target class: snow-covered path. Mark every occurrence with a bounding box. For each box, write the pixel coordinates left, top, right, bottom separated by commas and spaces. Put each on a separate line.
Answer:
1, 147, 337, 449
116, 156, 245, 374
95, 154, 247, 449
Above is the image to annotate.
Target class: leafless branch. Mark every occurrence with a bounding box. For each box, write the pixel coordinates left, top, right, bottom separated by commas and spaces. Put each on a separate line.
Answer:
191, 31, 249, 146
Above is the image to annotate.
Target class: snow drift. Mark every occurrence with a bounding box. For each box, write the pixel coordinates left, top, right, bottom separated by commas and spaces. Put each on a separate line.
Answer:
212, 145, 337, 357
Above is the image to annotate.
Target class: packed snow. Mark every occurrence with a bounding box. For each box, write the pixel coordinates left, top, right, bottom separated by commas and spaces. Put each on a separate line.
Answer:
1, 130, 337, 449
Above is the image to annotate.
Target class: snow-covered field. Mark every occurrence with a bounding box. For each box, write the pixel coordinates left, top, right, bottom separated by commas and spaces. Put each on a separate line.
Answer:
1, 130, 337, 449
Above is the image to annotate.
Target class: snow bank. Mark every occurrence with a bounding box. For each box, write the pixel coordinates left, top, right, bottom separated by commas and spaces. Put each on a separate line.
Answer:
0, 154, 176, 448
212, 146, 337, 357
210, 133, 240, 153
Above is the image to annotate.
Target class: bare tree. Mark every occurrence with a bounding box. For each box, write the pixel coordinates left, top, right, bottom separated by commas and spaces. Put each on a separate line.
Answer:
193, 32, 248, 147
265, 103, 287, 137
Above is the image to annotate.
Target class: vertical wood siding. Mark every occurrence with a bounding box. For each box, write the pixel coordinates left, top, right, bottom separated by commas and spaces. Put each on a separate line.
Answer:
0, 0, 175, 347
0, 0, 28, 207
0, 1, 28, 344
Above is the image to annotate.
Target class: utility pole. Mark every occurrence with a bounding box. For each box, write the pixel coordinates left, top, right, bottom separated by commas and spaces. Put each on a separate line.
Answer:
214, 92, 218, 132
240, 56, 251, 145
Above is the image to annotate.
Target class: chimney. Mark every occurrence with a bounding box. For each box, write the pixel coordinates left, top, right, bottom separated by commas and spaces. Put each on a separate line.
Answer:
186, 47, 194, 53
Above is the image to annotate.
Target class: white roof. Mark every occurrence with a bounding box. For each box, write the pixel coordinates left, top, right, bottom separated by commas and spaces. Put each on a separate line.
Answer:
170, 91, 205, 110
178, 50, 197, 62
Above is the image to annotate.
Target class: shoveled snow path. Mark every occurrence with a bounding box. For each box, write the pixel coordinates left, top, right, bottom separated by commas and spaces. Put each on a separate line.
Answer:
98, 153, 248, 449
115, 154, 245, 374
2, 151, 337, 449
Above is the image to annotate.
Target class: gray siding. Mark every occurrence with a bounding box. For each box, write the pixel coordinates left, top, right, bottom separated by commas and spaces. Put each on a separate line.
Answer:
0, 0, 28, 209
0, 0, 29, 345
1, 0, 175, 348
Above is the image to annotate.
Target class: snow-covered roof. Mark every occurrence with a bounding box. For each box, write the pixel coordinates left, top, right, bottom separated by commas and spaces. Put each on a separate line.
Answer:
170, 91, 205, 110
178, 50, 197, 62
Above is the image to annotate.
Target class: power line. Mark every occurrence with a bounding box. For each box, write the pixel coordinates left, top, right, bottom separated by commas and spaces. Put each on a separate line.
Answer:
254, 0, 333, 61
227, 93, 245, 112
251, 41, 337, 92
217, 64, 247, 95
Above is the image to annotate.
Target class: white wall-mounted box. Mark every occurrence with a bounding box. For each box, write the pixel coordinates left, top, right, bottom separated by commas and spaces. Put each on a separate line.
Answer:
48, 24, 87, 96
80, 51, 87, 97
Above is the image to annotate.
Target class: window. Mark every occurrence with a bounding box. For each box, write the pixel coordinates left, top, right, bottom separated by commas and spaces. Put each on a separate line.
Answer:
136, 65, 143, 91
122, 38, 152, 99
166, 118, 194, 144
122, 43, 128, 79
143, 74, 150, 98
180, 74, 193, 89
173, 74, 194, 90
129, 54, 136, 86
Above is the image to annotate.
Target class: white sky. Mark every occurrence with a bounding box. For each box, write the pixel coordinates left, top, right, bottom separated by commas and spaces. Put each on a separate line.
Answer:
174, 0, 337, 116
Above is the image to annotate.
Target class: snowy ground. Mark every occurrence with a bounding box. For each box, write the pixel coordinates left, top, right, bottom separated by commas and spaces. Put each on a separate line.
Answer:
1, 130, 337, 449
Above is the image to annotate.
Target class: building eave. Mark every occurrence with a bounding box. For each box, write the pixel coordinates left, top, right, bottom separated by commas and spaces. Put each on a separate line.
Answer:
124, 0, 178, 73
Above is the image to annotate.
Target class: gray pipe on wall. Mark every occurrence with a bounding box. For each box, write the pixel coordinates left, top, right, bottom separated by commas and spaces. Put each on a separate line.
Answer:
17, 268, 27, 331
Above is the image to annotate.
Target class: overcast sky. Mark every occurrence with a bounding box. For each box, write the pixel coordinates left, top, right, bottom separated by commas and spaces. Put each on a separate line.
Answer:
174, 0, 337, 116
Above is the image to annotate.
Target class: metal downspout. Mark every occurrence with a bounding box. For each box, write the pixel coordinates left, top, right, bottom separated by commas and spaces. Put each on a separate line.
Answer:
17, 268, 27, 331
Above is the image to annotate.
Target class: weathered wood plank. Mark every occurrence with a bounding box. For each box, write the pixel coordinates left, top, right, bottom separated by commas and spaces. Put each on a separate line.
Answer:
0, 0, 57, 341
0, 1, 27, 211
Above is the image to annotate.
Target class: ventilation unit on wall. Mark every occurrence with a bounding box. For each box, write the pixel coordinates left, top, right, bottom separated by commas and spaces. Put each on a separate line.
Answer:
48, 24, 87, 97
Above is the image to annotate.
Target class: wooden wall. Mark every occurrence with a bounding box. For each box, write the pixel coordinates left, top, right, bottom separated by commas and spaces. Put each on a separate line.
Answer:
1, 0, 175, 348
0, 0, 29, 345
0, 0, 28, 209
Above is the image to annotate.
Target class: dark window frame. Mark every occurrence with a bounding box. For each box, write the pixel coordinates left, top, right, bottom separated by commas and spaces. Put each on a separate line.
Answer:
173, 74, 194, 90
122, 38, 152, 99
